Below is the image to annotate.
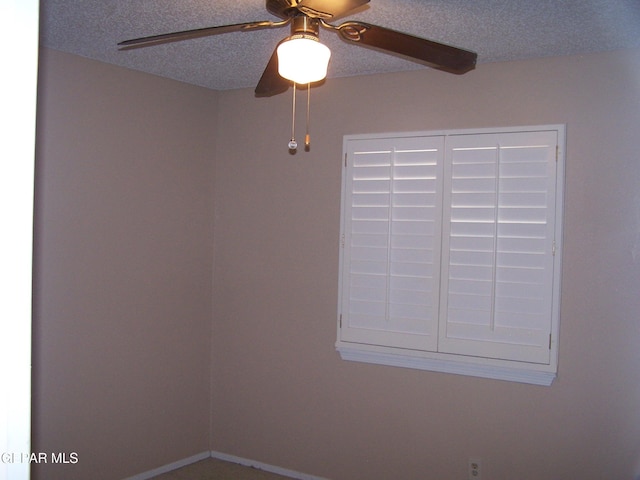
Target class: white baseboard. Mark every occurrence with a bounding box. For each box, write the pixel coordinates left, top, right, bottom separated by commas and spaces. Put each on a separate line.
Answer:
210, 450, 329, 480
122, 450, 329, 480
122, 451, 210, 480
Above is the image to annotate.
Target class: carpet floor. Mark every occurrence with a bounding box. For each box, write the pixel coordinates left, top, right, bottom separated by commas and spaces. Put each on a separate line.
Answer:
148, 458, 294, 480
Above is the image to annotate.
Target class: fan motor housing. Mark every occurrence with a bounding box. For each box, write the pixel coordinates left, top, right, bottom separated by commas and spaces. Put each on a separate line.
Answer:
290, 15, 320, 36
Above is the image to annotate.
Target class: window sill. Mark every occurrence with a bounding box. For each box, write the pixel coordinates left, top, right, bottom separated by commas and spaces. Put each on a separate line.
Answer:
336, 342, 556, 386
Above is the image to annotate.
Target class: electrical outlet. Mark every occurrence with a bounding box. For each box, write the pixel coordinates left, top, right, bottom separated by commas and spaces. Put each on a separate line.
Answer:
468, 458, 482, 480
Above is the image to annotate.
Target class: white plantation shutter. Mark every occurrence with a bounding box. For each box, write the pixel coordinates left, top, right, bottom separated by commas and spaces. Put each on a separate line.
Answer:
340, 136, 444, 350
337, 126, 564, 385
439, 131, 559, 363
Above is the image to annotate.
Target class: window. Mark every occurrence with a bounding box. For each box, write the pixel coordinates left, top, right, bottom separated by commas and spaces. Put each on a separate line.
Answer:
337, 126, 564, 385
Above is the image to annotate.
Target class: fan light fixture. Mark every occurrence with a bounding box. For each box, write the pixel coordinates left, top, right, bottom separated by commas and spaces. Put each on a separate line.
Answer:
277, 34, 331, 84
118, 0, 478, 153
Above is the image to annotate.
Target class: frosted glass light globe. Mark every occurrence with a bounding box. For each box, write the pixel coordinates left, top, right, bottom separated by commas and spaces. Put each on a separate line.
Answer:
277, 36, 331, 84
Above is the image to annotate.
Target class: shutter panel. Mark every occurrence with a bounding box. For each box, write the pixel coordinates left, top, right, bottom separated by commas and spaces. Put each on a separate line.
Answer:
340, 136, 444, 351
439, 130, 558, 364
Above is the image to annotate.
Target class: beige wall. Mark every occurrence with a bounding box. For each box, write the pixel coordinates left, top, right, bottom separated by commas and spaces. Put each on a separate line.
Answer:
33, 46, 640, 480
33, 49, 217, 479
212, 49, 640, 479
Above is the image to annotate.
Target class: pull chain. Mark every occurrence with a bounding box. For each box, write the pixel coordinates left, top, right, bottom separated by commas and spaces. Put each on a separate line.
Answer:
288, 82, 297, 151
287, 82, 313, 153
305, 82, 311, 151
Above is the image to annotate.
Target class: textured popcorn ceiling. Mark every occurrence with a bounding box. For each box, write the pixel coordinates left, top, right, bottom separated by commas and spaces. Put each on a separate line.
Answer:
40, 0, 640, 91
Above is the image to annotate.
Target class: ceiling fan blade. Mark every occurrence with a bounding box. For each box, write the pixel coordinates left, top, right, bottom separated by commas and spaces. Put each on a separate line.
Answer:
266, 0, 297, 19
118, 19, 288, 49
332, 21, 477, 74
255, 44, 291, 97
296, 0, 370, 19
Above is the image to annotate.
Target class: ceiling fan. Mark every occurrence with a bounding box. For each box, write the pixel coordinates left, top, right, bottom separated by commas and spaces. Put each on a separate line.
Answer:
118, 0, 478, 98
